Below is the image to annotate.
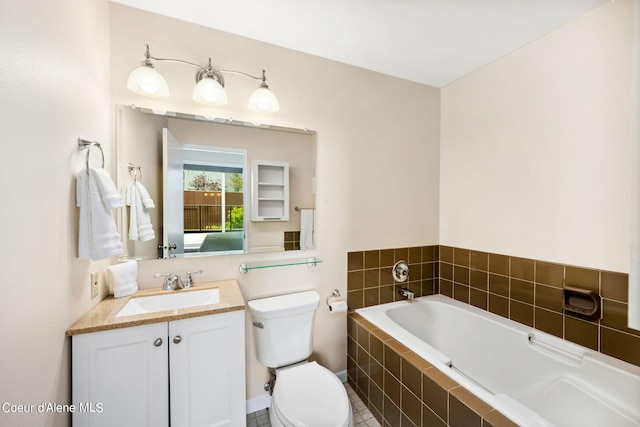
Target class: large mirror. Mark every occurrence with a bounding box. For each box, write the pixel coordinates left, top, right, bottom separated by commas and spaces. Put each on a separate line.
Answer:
116, 105, 316, 260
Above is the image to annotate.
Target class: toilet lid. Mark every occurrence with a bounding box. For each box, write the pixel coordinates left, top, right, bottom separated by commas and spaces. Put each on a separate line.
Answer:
273, 362, 351, 427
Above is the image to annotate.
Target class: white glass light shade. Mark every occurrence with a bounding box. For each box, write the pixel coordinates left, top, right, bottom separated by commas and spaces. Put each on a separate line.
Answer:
127, 65, 169, 97
192, 77, 228, 105
248, 86, 280, 112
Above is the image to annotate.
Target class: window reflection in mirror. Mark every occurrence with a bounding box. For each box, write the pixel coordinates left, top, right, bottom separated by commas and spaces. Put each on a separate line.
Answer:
181, 148, 246, 255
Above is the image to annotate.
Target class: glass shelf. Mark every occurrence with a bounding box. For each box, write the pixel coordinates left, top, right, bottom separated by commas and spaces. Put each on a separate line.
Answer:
239, 257, 322, 273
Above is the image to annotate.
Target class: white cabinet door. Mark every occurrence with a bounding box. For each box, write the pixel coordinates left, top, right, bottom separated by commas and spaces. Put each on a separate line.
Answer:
72, 322, 169, 427
169, 310, 246, 427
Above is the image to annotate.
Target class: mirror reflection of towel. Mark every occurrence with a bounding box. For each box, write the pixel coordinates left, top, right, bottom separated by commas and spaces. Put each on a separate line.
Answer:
126, 182, 155, 241
300, 209, 314, 250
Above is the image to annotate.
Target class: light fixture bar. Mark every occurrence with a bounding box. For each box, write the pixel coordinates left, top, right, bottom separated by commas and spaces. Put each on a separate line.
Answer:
218, 69, 262, 81
127, 44, 279, 112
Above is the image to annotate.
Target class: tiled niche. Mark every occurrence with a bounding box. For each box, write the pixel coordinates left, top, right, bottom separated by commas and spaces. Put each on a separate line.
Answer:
347, 245, 639, 367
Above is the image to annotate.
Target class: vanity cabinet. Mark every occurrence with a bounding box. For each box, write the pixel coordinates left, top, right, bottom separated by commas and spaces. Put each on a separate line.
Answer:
72, 310, 245, 427
169, 312, 246, 426
251, 160, 289, 221
72, 322, 168, 427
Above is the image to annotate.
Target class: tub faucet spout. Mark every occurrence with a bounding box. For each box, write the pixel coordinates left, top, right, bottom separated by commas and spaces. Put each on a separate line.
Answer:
397, 286, 414, 300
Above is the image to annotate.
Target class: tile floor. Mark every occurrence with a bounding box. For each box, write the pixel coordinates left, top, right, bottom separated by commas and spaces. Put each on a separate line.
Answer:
246, 382, 380, 427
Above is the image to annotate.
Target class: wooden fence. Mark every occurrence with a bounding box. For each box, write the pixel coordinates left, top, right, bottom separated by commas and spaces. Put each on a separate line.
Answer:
183, 191, 244, 232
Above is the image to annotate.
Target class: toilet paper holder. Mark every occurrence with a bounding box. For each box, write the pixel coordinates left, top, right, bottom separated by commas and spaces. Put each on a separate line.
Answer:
326, 289, 341, 307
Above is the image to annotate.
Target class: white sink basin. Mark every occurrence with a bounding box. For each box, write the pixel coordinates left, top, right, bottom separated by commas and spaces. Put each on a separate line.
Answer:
116, 288, 220, 317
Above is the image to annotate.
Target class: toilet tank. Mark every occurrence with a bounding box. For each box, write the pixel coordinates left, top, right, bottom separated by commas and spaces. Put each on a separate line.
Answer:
247, 291, 320, 368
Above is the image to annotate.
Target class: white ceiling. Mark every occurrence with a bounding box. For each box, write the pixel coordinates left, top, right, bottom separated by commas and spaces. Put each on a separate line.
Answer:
111, 0, 609, 88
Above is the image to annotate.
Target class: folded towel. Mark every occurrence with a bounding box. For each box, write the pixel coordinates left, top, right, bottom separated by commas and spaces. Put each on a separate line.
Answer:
76, 168, 124, 260
300, 209, 315, 250
136, 181, 155, 210
90, 168, 124, 210
126, 182, 155, 242
106, 260, 138, 298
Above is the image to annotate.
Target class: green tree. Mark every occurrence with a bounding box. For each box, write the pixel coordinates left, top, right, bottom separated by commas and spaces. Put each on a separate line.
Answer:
227, 206, 244, 229
229, 173, 243, 192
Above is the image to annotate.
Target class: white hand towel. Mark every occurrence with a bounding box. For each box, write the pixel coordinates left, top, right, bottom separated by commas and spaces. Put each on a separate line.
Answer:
126, 182, 139, 240
126, 182, 155, 242
300, 209, 315, 250
90, 168, 124, 210
136, 181, 155, 209
76, 169, 124, 260
106, 260, 138, 298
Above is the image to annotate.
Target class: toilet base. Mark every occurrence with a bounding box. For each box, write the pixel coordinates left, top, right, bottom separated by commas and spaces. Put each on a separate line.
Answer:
269, 400, 354, 427
266, 361, 353, 427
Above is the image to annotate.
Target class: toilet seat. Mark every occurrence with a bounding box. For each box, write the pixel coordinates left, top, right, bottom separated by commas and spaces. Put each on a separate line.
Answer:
271, 362, 352, 427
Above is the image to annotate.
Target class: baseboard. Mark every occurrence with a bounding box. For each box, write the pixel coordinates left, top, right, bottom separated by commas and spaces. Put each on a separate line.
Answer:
246, 393, 271, 414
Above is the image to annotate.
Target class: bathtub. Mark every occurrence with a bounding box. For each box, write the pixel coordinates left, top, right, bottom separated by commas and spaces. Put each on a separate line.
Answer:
356, 295, 640, 427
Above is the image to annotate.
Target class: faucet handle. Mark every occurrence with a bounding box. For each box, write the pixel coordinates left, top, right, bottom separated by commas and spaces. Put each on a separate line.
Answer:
154, 273, 174, 290
182, 270, 202, 289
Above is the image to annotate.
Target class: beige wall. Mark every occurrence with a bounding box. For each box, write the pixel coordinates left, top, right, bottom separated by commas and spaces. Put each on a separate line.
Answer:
0, 0, 111, 426
440, 0, 634, 273
109, 4, 441, 403
2, 0, 634, 422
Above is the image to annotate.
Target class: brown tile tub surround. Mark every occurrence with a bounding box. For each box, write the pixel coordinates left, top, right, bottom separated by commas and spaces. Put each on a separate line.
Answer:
347, 313, 517, 427
284, 231, 300, 251
347, 246, 439, 311
347, 246, 640, 367
439, 246, 640, 367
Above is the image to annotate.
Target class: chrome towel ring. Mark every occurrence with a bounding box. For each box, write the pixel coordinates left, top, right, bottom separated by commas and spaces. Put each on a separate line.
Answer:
77, 137, 105, 174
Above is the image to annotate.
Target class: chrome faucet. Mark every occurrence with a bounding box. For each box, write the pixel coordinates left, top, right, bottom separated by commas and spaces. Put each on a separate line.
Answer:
180, 270, 202, 289
154, 270, 203, 290
397, 286, 415, 301
154, 273, 177, 290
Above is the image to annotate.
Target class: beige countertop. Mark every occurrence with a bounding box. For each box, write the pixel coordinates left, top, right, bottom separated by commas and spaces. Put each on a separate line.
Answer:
66, 280, 245, 336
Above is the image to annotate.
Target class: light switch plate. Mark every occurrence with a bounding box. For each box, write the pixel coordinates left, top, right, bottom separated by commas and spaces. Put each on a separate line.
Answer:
91, 272, 99, 299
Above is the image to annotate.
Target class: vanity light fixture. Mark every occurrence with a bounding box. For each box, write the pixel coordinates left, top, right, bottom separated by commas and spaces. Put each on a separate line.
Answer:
127, 44, 279, 113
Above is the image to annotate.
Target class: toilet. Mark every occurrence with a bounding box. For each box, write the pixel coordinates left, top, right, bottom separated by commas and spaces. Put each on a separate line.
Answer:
248, 291, 353, 427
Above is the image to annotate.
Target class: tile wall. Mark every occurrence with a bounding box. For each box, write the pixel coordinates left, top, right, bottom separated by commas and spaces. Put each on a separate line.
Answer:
346, 246, 439, 310
284, 231, 300, 251
346, 245, 640, 426
347, 245, 639, 367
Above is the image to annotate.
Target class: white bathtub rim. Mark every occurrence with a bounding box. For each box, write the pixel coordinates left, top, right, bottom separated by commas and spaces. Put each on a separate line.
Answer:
356, 296, 553, 426
357, 294, 640, 376
355, 294, 640, 427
